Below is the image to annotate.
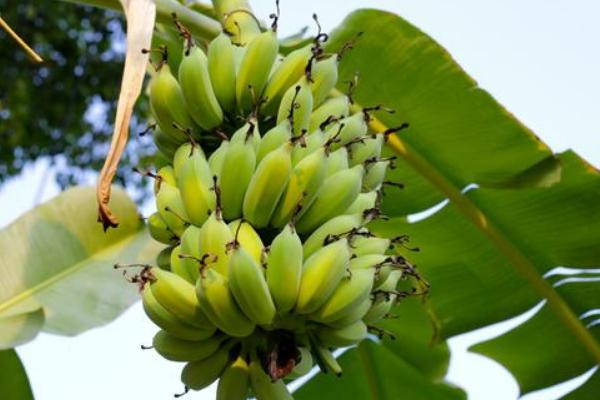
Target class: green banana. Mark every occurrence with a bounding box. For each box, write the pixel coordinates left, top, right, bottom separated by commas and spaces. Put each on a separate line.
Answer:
196, 211, 233, 276
177, 226, 202, 283
154, 165, 177, 193
142, 284, 213, 341
256, 120, 292, 164
155, 247, 171, 271
352, 236, 391, 257
236, 30, 279, 113
243, 143, 292, 228
149, 267, 213, 328
296, 165, 364, 234
286, 347, 313, 380
149, 64, 194, 142
309, 55, 338, 107
178, 46, 223, 130
155, 183, 189, 237
147, 212, 177, 245
262, 44, 312, 114
266, 225, 303, 314
311, 344, 342, 376
347, 134, 383, 166
153, 128, 180, 159
324, 113, 368, 150
291, 129, 325, 166
195, 268, 255, 337
208, 140, 230, 177
218, 127, 257, 221
344, 191, 378, 215
364, 270, 403, 324
316, 320, 368, 348
174, 143, 215, 226
349, 254, 388, 271
271, 147, 328, 228
181, 343, 232, 391
363, 160, 389, 192
248, 352, 293, 400
311, 269, 375, 323
302, 213, 363, 259
277, 77, 313, 136
153, 330, 223, 362
228, 243, 276, 326
326, 297, 372, 329
296, 239, 350, 314
228, 219, 264, 264
309, 96, 350, 133
217, 356, 250, 400
325, 147, 349, 177
207, 32, 237, 114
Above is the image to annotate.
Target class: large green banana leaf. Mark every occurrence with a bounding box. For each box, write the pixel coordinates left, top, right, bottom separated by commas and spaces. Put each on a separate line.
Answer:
0, 350, 33, 400
0, 186, 160, 349
299, 9, 599, 398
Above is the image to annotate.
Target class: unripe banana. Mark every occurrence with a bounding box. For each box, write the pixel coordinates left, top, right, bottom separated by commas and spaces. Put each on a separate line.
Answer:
217, 356, 250, 400
302, 214, 363, 259
324, 113, 368, 150
363, 160, 389, 192
149, 268, 213, 328
256, 120, 292, 164
285, 347, 313, 380
316, 320, 368, 348
373, 266, 403, 292
197, 212, 233, 276
296, 239, 350, 314
296, 165, 364, 234
147, 212, 177, 245
310, 56, 338, 107
208, 140, 230, 177
207, 33, 238, 114
344, 191, 378, 215
228, 243, 276, 326
326, 297, 372, 329
271, 147, 328, 228
142, 284, 213, 341
153, 330, 223, 362
228, 219, 264, 264
248, 353, 293, 400
364, 270, 403, 324
178, 46, 223, 130
347, 134, 383, 166
325, 147, 349, 177
175, 144, 215, 226
153, 128, 180, 159
173, 142, 204, 175
309, 96, 350, 133
156, 246, 172, 270
218, 129, 257, 221
229, 120, 261, 153
243, 143, 292, 228
169, 244, 188, 281
277, 77, 313, 136
312, 344, 342, 376
349, 254, 388, 271
177, 226, 202, 283
155, 183, 189, 238
149, 65, 194, 142
196, 268, 255, 337
181, 343, 232, 391
154, 165, 177, 193
236, 30, 279, 113
291, 129, 325, 166
266, 225, 303, 314
352, 236, 391, 257
262, 44, 312, 114
311, 269, 375, 323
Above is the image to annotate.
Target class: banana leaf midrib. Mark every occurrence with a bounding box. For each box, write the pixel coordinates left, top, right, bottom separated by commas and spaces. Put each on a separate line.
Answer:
0, 226, 144, 317
345, 97, 600, 364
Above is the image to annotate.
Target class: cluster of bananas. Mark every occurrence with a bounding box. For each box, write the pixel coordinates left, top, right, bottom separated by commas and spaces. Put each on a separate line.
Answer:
129, 16, 422, 400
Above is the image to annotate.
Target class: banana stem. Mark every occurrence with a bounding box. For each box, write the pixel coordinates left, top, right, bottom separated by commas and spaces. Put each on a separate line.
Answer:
59, 0, 222, 40
211, 0, 261, 44
0, 16, 43, 63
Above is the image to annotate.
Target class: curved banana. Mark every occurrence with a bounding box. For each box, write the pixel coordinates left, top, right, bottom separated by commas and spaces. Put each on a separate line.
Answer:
364, 270, 403, 324
243, 143, 292, 228
181, 343, 233, 391
208, 140, 230, 177
156, 246, 172, 270
309, 96, 350, 133
302, 213, 363, 259
271, 147, 328, 228
154, 165, 177, 193
207, 33, 238, 114
197, 211, 233, 276
217, 356, 250, 400
142, 284, 213, 341
324, 113, 368, 150
155, 183, 189, 239
153, 128, 180, 159
153, 330, 223, 362
326, 297, 372, 329
344, 191, 378, 215
256, 120, 292, 164
228, 219, 264, 264
291, 129, 326, 166
311, 268, 375, 323
296, 239, 350, 314
178, 46, 223, 130
311, 343, 342, 376
277, 77, 313, 136
351, 236, 391, 257
349, 254, 388, 271
266, 225, 303, 314
347, 134, 383, 166
363, 160, 389, 192
147, 212, 177, 245
177, 226, 202, 283
195, 268, 255, 337
310, 55, 338, 107
236, 30, 279, 113
315, 320, 368, 348
325, 147, 349, 177
248, 352, 293, 400
296, 165, 364, 234
228, 243, 276, 326
149, 64, 194, 143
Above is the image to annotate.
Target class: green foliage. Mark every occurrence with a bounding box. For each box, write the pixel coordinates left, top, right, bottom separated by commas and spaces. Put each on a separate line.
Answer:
0, 350, 33, 400
0, 2, 152, 194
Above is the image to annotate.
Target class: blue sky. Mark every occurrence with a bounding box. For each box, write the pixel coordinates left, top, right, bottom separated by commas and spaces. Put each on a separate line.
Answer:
1, 1, 599, 399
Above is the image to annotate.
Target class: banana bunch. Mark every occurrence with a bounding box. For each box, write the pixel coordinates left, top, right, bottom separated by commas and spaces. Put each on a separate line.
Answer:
131, 12, 423, 400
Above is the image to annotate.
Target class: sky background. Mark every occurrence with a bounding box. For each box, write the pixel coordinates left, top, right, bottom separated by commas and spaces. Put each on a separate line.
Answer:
1, 0, 599, 399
